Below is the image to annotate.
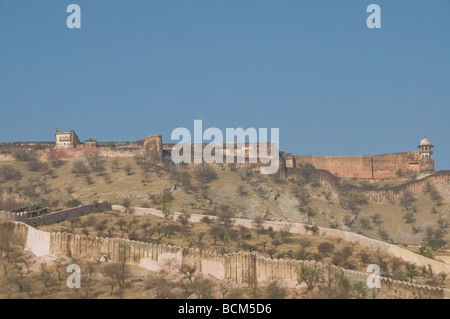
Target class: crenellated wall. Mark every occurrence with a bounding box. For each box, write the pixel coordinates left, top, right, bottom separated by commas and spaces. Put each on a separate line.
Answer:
0, 135, 434, 181
115, 205, 450, 276
283, 168, 450, 202
0, 211, 29, 223
339, 170, 450, 202
294, 152, 421, 179
6, 221, 447, 298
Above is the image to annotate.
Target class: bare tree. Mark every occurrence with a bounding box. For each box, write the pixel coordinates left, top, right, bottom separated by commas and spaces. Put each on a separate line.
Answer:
400, 192, 416, 211
111, 159, 120, 172
72, 160, 90, 177
124, 164, 133, 176
194, 164, 218, 190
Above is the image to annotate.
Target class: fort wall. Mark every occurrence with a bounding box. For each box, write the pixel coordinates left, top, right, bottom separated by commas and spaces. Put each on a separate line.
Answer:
0, 136, 433, 183
113, 205, 450, 276
0, 203, 109, 226
340, 170, 450, 202
294, 152, 420, 179
6, 221, 447, 298
283, 168, 450, 202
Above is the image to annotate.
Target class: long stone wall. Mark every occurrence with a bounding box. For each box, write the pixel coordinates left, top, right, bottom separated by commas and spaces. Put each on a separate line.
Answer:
4, 198, 450, 280
284, 168, 340, 186
40, 147, 144, 161
284, 168, 450, 202
0, 211, 28, 223
353, 170, 450, 202
294, 152, 420, 179
115, 205, 450, 276
27, 204, 101, 226
0, 203, 109, 226
6, 221, 447, 298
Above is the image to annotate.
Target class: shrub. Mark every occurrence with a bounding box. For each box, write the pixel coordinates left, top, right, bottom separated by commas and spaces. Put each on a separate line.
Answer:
0, 165, 22, 181
266, 281, 287, 299
332, 247, 353, 266
12, 150, 33, 161
318, 242, 335, 256
304, 225, 319, 235
400, 192, 416, 210
298, 162, 315, 169
33, 144, 46, 150
422, 220, 448, 251
150, 190, 174, 206
66, 199, 82, 207
403, 212, 415, 224
124, 164, 133, 175
72, 160, 90, 176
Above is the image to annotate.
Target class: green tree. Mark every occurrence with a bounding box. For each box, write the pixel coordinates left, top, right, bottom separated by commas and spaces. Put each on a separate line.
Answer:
297, 263, 323, 290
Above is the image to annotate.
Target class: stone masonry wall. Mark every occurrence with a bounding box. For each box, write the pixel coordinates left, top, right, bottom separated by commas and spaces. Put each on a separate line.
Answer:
7, 221, 447, 298
117, 205, 450, 276
295, 152, 420, 179
0, 203, 107, 226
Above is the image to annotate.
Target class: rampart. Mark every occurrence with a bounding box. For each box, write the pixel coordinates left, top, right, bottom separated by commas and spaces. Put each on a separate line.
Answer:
339, 170, 450, 202
116, 205, 450, 276
0, 203, 109, 226
5, 221, 447, 298
284, 168, 450, 202
294, 152, 421, 179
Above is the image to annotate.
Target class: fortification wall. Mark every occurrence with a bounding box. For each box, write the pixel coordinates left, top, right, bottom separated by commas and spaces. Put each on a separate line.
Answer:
114, 205, 450, 275
0, 203, 108, 226
40, 147, 143, 160
284, 168, 340, 186
295, 155, 368, 178
27, 204, 100, 226
283, 168, 450, 202
347, 171, 450, 202
7, 221, 446, 298
371, 152, 420, 179
25, 225, 51, 257
294, 152, 420, 179
0, 138, 427, 181
0, 211, 28, 223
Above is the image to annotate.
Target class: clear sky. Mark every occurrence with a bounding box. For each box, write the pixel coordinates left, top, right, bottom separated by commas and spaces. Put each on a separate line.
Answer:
0, 1, 449, 170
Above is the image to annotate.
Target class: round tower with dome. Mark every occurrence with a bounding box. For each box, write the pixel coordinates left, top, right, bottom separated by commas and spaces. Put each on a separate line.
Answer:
418, 137, 434, 172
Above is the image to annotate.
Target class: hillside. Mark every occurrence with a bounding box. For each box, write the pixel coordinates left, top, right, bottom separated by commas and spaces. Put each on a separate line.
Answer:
1, 156, 449, 248
1, 155, 450, 298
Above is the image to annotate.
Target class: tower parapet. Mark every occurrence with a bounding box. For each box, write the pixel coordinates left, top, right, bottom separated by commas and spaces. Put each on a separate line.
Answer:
418, 137, 434, 172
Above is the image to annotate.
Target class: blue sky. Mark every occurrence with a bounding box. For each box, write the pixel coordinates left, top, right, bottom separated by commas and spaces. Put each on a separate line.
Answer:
0, 1, 449, 169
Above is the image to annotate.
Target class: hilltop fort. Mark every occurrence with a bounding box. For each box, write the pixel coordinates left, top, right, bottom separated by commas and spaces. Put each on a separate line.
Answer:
0, 129, 436, 179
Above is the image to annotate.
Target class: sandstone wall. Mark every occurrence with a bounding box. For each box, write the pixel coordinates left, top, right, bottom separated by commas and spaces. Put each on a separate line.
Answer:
0, 211, 28, 223
6, 221, 447, 298
25, 225, 51, 257
344, 170, 450, 202
294, 152, 420, 179
284, 168, 340, 186
0, 203, 108, 226
114, 205, 450, 276
371, 152, 420, 178
40, 147, 143, 160
284, 168, 450, 202
27, 204, 100, 226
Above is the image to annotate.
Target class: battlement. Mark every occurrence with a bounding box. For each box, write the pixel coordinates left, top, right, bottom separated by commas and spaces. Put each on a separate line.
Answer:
0, 130, 436, 179
4, 220, 447, 298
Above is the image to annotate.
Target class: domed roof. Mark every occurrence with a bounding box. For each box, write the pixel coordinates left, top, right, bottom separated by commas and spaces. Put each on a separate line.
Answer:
419, 137, 431, 146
